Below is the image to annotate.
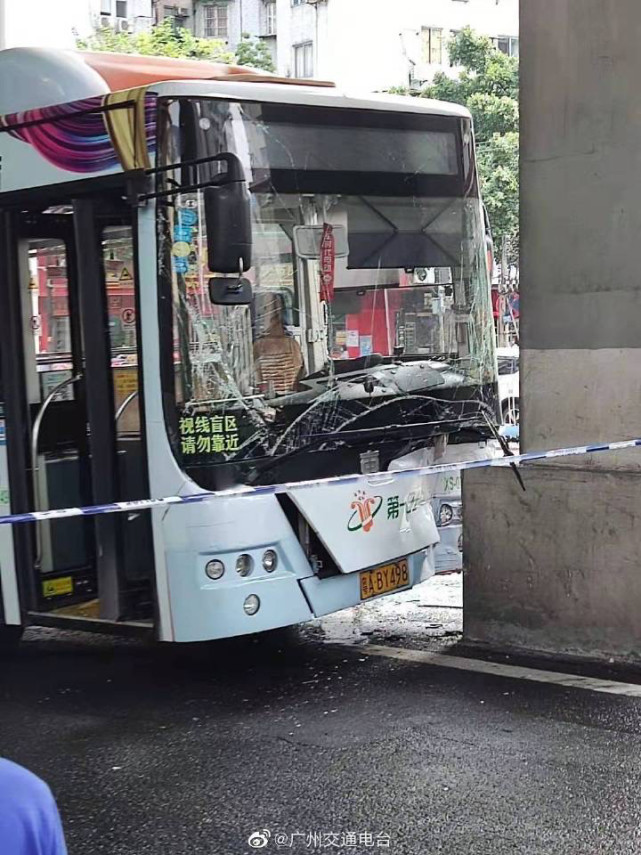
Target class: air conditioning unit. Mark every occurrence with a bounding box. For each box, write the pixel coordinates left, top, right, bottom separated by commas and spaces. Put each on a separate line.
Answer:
99, 15, 111, 28
116, 17, 130, 32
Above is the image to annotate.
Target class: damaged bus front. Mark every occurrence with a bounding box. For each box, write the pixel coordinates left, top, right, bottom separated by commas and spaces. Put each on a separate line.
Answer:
152, 90, 498, 638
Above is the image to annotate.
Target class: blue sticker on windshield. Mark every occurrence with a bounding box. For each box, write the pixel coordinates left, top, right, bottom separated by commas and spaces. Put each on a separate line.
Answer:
177, 208, 198, 227
173, 257, 189, 274
173, 225, 193, 243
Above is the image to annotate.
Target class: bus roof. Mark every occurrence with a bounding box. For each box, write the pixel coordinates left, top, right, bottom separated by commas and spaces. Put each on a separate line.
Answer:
80, 50, 335, 91
0, 47, 471, 120
149, 78, 472, 119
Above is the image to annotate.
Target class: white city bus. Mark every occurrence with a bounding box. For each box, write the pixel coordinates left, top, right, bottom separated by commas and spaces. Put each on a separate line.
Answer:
0, 48, 497, 643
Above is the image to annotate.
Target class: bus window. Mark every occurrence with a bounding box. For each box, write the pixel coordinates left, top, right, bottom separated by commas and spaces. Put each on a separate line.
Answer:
27, 238, 74, 405
102, 225, 140, 437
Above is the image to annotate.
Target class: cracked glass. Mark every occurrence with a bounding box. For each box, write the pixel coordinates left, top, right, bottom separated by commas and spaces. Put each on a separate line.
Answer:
156, 98, 497, 489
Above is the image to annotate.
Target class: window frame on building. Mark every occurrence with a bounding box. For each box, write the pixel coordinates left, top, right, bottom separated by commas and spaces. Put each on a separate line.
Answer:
263, 0, 277, 35
494, 35, 520, 57
163, 4, 191, 29
293, 41, 314, 78
203, 2, 230, 39
421, 27, 444, 65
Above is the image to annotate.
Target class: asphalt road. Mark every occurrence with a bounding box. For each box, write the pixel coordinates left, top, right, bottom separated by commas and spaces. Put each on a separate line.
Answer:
2, 576, 641, 855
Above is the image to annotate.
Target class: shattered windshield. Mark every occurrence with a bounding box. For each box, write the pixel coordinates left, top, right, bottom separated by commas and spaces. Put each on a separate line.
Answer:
156, 98, 496, 487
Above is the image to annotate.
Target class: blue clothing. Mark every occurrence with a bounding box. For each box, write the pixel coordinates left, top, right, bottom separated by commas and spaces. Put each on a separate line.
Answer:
0, 759, 67, 855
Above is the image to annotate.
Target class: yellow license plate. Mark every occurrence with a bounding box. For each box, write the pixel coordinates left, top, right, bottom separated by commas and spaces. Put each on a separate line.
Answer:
360, 558, 410, 601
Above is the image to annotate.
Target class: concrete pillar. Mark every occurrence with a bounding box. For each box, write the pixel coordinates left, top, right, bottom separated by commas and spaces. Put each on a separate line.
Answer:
520, 0, 641, 456
464, 0, 641, 663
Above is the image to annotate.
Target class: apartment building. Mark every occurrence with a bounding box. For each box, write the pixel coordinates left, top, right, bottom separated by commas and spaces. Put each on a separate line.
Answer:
0, 0, 253, 53
154, 1, 263, 55
0, 0, 517, 91
272, 0, 518, 89
154, 0, 517, 89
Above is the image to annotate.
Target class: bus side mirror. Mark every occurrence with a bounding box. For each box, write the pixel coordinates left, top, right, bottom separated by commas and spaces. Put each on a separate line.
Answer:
204, 153, 253, 277
208, 276, 253, 306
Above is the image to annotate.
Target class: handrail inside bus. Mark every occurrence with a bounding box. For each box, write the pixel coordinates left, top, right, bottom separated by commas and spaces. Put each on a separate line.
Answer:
114, 390, 138, 426
31, 373, 82, 572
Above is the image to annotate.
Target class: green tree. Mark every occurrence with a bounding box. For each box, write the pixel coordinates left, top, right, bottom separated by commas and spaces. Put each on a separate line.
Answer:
234, 32, 276, 73
476, 131, 518, 243
421, 28, 519, 247
77, 17, 234, 63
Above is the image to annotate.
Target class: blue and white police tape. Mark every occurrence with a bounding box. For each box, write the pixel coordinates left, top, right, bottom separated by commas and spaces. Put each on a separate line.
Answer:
0, 436, 640, 526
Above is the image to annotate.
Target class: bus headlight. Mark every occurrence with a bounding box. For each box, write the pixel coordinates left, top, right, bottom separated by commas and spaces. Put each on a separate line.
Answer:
262, 549, 278, 573
205, 559, 225, 580
438, 504, 454, 526
236, 554, 254, 577
243, 594, 260, 616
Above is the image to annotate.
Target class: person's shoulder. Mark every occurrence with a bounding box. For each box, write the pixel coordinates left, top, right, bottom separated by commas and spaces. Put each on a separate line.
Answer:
0, 759, 68, 854
0, 758, 53, 802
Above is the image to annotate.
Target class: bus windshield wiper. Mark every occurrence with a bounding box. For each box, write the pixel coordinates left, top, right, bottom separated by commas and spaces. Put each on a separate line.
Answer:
481, 412, 526, 493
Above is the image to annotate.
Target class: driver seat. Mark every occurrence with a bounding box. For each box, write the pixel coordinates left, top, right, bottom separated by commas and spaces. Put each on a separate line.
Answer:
253, 293, 304, 395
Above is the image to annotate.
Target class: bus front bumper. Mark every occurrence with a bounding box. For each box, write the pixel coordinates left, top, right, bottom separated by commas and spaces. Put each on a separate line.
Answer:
165, 548, 434, 642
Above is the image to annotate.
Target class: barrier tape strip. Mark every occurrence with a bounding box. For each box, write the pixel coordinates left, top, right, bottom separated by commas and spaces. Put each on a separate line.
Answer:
1, 437, 639, 527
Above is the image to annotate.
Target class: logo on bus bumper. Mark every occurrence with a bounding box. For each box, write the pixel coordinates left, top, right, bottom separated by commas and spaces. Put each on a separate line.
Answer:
347, 488, 428, 533
347, 490, 383, 533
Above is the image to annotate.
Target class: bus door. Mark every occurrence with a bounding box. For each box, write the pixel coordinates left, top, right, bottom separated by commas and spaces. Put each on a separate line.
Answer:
0, 196, 152, 627
19, 213, 96, 617
101, 221, 154, 620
